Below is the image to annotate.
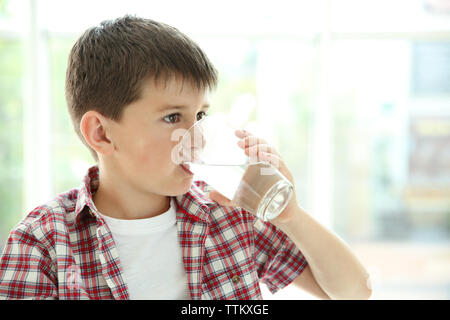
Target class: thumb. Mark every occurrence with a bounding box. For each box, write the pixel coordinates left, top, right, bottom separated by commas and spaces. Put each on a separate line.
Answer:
209, 189, 234, 207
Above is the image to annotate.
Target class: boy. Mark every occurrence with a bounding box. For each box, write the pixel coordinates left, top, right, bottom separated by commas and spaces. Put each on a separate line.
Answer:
0, 15, 371, 300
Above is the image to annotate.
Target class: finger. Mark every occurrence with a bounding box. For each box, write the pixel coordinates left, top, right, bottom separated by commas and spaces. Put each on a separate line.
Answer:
237, 136, 269, 150
243, 143, 280, 158
245, 147, 282, 169
235, 129, 253, 138
209, 189, 234, 206
259, 151, 282, 167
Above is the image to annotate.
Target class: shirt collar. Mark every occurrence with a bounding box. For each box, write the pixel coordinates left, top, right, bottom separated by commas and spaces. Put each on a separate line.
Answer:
175, 181, 216, 223
74, 165, 101, 224
75, 165, 216, 225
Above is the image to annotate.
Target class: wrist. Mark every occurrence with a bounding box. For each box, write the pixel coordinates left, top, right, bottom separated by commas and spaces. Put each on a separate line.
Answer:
271, 202, 305, 231
271, 205, 311, 250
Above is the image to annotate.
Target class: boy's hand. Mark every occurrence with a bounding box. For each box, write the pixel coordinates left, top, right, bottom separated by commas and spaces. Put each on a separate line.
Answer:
208, 129, 299, 224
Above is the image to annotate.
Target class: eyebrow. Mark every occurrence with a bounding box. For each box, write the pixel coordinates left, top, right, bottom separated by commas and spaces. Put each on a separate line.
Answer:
158, 104, 210, 113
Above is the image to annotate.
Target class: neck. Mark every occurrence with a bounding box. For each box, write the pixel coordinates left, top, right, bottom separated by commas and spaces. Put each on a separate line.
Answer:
93, 163, 171, 220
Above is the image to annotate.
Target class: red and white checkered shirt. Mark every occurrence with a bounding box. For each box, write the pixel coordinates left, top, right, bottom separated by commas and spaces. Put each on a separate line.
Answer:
0, 165, 307, 300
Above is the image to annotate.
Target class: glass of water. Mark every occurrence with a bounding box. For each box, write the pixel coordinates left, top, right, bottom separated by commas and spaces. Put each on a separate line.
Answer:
173, 113, 293, 221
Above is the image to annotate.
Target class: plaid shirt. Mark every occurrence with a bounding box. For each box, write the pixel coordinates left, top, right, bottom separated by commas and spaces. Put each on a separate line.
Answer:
0, 165, 307, 300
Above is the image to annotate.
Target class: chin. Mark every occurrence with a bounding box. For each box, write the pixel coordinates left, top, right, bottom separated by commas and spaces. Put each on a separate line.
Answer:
168, 177, 193, 196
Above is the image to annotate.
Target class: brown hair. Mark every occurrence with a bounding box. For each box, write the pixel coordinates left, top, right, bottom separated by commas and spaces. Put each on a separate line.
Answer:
65, 15, 218, 161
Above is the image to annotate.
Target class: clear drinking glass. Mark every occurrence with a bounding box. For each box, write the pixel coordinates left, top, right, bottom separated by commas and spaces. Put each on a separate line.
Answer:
174, 113, 293, 221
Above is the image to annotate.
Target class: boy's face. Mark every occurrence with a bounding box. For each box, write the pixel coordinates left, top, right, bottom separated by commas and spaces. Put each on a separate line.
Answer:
104, 76, 210, 197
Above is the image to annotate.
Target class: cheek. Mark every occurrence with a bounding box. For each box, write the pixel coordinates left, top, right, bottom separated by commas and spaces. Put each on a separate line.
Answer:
135, 140, 177, 170
116, 126, 177, 170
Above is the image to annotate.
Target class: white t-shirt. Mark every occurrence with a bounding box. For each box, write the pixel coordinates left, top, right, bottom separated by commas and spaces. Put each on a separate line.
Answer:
98, 198, 191, 300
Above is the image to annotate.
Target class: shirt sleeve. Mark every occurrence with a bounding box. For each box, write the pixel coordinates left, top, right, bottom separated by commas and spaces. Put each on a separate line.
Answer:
252, 217, 308, 294
0, 225, 58, 300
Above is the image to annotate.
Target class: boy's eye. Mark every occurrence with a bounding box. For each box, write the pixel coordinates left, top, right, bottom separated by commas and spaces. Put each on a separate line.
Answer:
163, 111, 208, 124
163, 113, 180, 124
197, 111, 208, 121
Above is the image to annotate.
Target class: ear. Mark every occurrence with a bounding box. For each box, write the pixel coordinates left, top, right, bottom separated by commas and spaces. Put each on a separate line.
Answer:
79, 111, 114, 157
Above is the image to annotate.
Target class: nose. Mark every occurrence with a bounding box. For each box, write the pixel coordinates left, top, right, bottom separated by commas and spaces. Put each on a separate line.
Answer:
181, 120, 207, 163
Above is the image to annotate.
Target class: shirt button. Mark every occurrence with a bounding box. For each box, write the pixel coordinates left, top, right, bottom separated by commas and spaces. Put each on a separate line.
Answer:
232, 275, 240, 284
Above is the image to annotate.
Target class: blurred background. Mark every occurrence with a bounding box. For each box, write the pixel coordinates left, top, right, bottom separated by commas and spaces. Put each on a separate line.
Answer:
0, 0, 449, 299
